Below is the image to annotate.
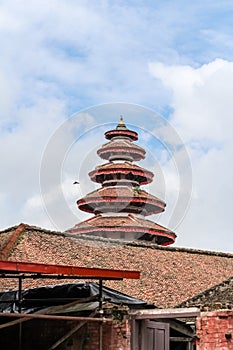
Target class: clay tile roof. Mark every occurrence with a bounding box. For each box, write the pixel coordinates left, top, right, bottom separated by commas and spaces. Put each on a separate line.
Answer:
77, 186, 166, 215
177, 276, 233, 311
97, 140, 146, 160
80, 186, 164, 203
99, 140, 145, 152
0, 224, 233, 308
89, 162, 154, 184
93, 162, 152, 172
69, 214, 176, 244
105, 128, 138, 141
71, 213, 171, 232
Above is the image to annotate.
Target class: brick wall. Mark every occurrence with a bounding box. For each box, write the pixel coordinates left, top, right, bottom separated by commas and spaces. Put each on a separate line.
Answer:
82, 319, 131, 350
0, 317, 131, 350
109, 319, 131, 350
196, 310, 233, 350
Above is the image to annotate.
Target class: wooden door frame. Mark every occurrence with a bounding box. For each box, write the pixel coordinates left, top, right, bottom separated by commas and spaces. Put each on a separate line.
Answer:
130, 308, 199, 350
131, 319, 170, 350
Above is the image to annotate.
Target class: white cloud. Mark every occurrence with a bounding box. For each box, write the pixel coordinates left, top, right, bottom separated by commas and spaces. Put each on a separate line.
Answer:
0, 97, 67, 229
149, 59, 233, 144
1, 0, 233, 254
149, 59, 233, 252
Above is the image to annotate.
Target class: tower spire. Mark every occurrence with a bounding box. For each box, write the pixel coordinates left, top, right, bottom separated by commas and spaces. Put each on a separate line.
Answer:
68, 119, 176, 245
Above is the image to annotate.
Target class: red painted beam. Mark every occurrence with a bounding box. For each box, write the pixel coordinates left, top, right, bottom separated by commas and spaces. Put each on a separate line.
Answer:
0, 260, 140, 280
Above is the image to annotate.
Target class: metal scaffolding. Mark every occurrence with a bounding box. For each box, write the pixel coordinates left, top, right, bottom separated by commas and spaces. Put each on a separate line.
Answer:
0, 259, 140, 350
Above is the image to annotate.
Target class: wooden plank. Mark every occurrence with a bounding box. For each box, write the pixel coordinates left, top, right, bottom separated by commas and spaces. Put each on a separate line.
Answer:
170, 337, 192, 342
0, 295, 99, 330
130, 307, 200, 319
130, 319, 140, 350
0, 312, 112, 322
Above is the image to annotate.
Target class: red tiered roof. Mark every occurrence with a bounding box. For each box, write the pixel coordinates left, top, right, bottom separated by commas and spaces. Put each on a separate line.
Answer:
89, 162, 154, 185
104, 116, 138, 141
68, 213, 176, 246
97, 140, 146, 161
77, 186, 165, 215
105, 129, 138, 141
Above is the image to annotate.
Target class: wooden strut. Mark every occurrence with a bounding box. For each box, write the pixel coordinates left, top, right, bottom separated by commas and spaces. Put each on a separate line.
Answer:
0, 312, 112, 323
18, 276, 22, 350
0, 295, 100, 330
99, 279, 103, 350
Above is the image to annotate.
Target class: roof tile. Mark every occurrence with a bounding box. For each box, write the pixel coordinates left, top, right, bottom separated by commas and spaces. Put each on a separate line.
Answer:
0, 225, 232, 308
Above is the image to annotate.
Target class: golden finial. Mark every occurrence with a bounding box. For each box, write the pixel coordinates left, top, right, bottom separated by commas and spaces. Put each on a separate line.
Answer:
116, 115, 126, 129
119, 115, 125, 125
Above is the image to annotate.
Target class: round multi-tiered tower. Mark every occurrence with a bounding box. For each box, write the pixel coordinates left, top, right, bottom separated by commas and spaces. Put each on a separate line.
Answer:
68, 117, 176, 245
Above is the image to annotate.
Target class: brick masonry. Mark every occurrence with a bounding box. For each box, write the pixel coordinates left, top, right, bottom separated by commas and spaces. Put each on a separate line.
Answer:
196, 310, 233, 350
0, 317, 131, 350
83, 319, 131, 350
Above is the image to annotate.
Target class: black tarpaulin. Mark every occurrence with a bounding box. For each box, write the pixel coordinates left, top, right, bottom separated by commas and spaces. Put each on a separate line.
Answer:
0, 282, 154, 313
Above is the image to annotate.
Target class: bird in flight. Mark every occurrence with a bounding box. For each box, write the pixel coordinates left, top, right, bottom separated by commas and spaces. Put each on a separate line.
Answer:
73, 181, 79, 185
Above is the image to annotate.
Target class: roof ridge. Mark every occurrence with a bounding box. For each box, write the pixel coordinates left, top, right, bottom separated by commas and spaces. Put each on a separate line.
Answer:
0, 223, 28, 259
1, 224, 233, 258
0, 224, 24, 234
0, 223, 66, 236
23, 226, 66, 236
64, 232, 233, 257
176, 275, 233, 308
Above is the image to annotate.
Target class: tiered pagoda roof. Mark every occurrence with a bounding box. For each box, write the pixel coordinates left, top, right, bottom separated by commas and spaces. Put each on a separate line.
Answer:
77, 186, 166, 215
70, 214, 174, 244
97, 140, 146, 161
68, 117, 176, 245
89, 162, 154, 186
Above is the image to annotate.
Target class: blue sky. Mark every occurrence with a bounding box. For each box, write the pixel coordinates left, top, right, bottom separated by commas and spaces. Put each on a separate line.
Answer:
1, 1, 233, 252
